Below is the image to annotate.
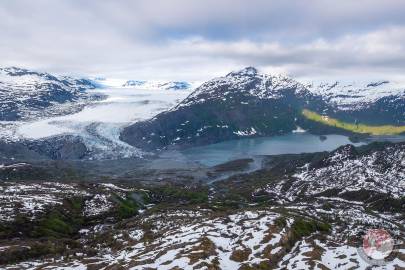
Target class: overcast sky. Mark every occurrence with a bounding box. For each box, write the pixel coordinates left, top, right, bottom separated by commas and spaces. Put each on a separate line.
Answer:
1, 0, 405, 81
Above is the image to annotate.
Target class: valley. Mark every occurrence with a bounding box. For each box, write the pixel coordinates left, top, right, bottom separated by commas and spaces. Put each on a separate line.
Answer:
2, 2, 405, 269
0, 66, 404, 269
0, 142, 404, 269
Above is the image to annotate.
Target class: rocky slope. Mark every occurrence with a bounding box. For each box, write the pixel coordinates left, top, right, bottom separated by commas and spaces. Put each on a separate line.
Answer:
249, 142, 405, 209
1, 142, 404, 269
121, 67, 405, 151
0, 135, 88, 162
0, 67, 102, 121
306, 80, 405, 125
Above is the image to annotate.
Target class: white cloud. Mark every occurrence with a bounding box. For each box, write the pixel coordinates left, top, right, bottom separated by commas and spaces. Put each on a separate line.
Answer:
0, 0, 405, 82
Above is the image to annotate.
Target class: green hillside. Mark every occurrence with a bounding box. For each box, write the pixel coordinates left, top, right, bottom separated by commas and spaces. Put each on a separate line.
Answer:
302, 109, 405, 135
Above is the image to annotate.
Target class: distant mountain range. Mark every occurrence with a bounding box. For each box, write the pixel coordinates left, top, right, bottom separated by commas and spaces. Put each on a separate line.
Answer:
0, 66, 404, 160
122, 80, 193, 90
121, 67, 405, 151
1, 67, 404, 269
0, 67, 102, 121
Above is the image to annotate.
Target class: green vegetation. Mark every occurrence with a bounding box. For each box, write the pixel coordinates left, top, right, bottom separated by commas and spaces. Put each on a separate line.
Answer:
33, 198, 85, 238
34, 214, 74, 238
0, 241, 77, 265
151, 186, 209, 204
274, 216, 287, 227
369, 196, 405, 213
291, 218, 331, 240
116, 196, 140, 219
302, 109, 405, 135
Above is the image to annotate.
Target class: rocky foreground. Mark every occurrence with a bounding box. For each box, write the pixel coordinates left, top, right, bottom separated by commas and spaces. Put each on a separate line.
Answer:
0, 142, 404, 269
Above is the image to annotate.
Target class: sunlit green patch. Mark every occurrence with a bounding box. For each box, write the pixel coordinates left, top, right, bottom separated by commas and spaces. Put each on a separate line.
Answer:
302, 109, 405, 135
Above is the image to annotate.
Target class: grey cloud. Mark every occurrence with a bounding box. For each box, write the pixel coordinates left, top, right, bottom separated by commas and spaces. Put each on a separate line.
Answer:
0, 0, 405, 81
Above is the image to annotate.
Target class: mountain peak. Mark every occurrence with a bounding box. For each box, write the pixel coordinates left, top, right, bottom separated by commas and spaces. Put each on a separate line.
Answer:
227, 66, 258, 77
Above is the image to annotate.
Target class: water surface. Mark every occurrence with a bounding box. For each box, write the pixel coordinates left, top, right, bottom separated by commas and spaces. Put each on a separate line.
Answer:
179, 133, 365, 166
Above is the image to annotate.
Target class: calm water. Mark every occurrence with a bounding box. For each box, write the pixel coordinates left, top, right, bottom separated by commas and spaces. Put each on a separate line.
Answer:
180, 133, 365, 166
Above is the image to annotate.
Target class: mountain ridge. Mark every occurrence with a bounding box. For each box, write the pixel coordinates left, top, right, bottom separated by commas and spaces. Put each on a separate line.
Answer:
122, 80, 193, 90
0, 67, 102, 121
120, 67, 405, 151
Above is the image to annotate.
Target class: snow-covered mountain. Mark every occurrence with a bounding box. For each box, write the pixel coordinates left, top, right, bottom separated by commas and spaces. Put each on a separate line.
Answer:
121, 67, 405, 151
180, 67, 310, 106
122, 80, 194, 90
305, 80, 405, 111
1, 66, 404, 160
0, 67, 404, 269
0, 67, 101, 121
119, 67, 326, 150
305, 80, 405, 125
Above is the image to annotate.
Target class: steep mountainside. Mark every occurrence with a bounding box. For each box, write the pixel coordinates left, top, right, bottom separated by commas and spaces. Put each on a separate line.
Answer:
251, 142, 405, 206
121, 67, 405, 151
120, 67, 328, 150
0, 67, 101, 121
306, 81, 405, 125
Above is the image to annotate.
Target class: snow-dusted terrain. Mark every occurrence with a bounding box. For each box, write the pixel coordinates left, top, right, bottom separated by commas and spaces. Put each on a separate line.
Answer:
0, 141, 404, 269
1, 66, 405, 160
0, 67, 100, 122
1, 68, 404, 269
121, 67, 405, 151
304, 80, 405, 111
180, 67, 405, 110
292, 144, 405, 198
0, 181, 88, 222
255, 143, 405, 204
0, 69, 193, 159
180, 67, 309, 108
3, 206, 404, 269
